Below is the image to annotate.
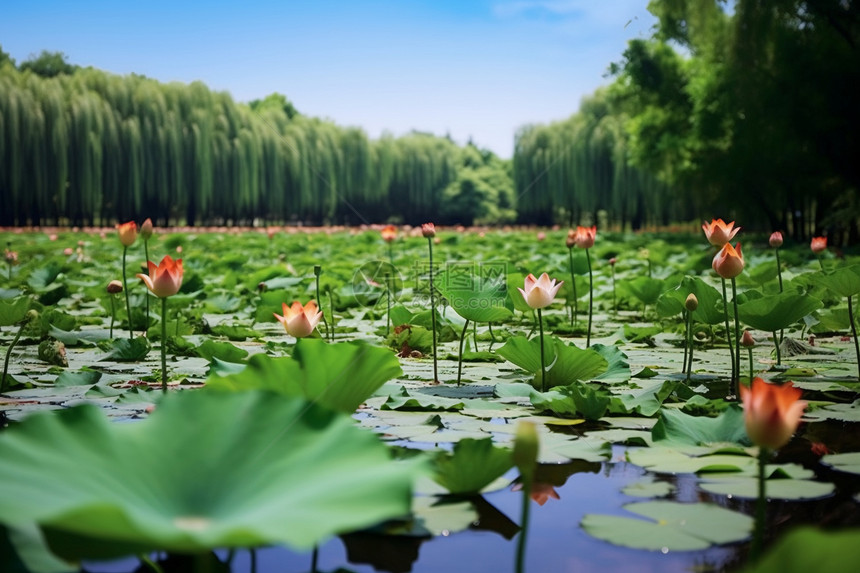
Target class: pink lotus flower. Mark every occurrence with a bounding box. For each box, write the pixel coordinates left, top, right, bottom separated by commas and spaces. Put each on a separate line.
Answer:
573, 226, 596, 249
702, 219, 740, 247
740, 378, 807, 450
274, 301, 323, 338
140, 218, 154, 240
136, 255, 183, 298
769, 231, 783, 248
712, 242, 745, 279
421, 222, 436, 238
518, 273, 563, 310
810, 236, 827, 254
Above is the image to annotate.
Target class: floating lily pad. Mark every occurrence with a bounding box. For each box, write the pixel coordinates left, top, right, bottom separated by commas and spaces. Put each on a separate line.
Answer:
0, 390, 420, 560
581, 501, 753, 551
206, 339, 402, 413
821, 452, 860, 475
699, 476, 834, 500
652, 406, 749, 446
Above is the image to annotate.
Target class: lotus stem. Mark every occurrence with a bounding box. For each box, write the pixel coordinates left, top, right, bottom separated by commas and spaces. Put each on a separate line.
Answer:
775, 248, 783, 293
611, 264, 617, 315
388, 241, 393, 267
772, 330, 781, 366
310, 546, 318, 573
537, 308, 546, 392
122, 245, 133, 339
515, 479, 532, 573
473, 320, 479, 353
586, 248, 593, 347
567, 247, 578, 329
751, 446, 770, 562
144, 239, 150, 330
457, 319, 470, 386
315, 265, 329, 340
848, 295, 860, 383
685, 310, 693, 383
488, 322, 497, 351
109, 294, 116, 338
427, 237, 439, 382
1, 319, 26, 394
251, 548, 259, 573
137, 554, 164, 573
160, 297, 168, 394
720, 277, 736, 385
731, 277, 741, 399
386, 273, 391, 336
748, 346, 754, 381
327, 285, 335, 341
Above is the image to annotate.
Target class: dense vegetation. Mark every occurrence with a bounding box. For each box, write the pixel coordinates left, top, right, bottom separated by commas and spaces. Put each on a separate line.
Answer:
515, 0, 860, 239
0, 50, 513, 228
1, 0, 858, 238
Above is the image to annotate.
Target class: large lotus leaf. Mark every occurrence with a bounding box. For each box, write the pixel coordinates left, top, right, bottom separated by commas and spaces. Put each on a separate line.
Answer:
626, 276, 665, 306
821, 452, 860, 475
652, 405, 750, 446
743, 527, 860, 573
1, 522, 76, 573
737, 292, 823, 332
0, 295, 30, 326
434, 270, 513, 323
656, 276, 726, 325
0, 391, 420, 560
699, 476, 834, 500
581, 501, 753, 551
592, 343, 632, 384
811, 266, 860, 298
496, 335, 607, 389
205, 338, 402, 413
431, 438, 513, 494
608, 379, 679, 417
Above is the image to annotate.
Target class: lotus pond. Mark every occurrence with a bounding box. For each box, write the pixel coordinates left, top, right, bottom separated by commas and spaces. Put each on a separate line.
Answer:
2, 225, 860, 573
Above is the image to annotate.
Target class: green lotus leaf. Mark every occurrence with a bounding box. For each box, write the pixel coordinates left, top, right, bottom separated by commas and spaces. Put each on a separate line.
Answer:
811, 266, 860, 298
743, 527, 860, 573
655, 276, 724, 325
0, 390, 420, 560
495, 335, 607, 389
699, 476, 834, 500
206, 338, 402, 413
652, 405, 749, 446
821, 452, 860, 475
432, 438, 513, 494
434, 270, 513, 323
626, 276, 665, 306
194, 339, 249, 363
98, 336, 151, 362
0, 295, 30, 326
737, 292, 823, 332
581, 501, 753, 551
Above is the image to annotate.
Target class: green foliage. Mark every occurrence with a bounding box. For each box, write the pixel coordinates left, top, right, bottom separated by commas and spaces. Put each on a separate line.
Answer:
431, 438, 513, 494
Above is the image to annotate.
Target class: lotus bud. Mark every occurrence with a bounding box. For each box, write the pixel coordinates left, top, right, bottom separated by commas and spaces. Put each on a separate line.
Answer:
140, 218, 154, 240
685, 293, 699, 311
107, 280, 123, 294
741, 330, 755, 348
769, 232, 783, 248
421, 222, 436, 238
513, 421, 539, 482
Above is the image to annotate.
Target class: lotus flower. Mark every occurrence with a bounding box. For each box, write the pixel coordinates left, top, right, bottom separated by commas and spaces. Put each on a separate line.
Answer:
116, 221, 138, 247
810, 236, 827, 254
421, 222, 436, 238
712, 242, 745, 279
769, 231, 783, 248
137, 255, 184, 298
518, 273, 563, 310
740, 377, 807, 450
702, 219, 740, 247
140, 218, 154, 241
573, 226, 596, 249
380, 225, 397, 243
274, 301, 323, 338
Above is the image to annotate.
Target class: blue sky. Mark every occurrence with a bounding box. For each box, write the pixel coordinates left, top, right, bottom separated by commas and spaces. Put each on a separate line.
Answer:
0, 1, 656, 158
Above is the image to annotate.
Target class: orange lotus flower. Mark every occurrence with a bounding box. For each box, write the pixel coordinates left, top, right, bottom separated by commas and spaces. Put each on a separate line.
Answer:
810, 236, 827, 254
136, 255, 183, 298
740, 377, 807, 450
565, 229, 576, 248
702, 219, 740, 247
573, 225, 597, 249
769, 231, 783, 248
274, 301, 323, 338
380, 224, 397, 243
518, 273, 564, 310
712, 242, 745, 279
512, 481, 560, 506
421, 222, 436, 238
116, 221, 138, 247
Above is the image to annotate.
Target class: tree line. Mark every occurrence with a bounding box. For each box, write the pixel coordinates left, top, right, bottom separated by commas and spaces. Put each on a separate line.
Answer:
0, 50, 513, 227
